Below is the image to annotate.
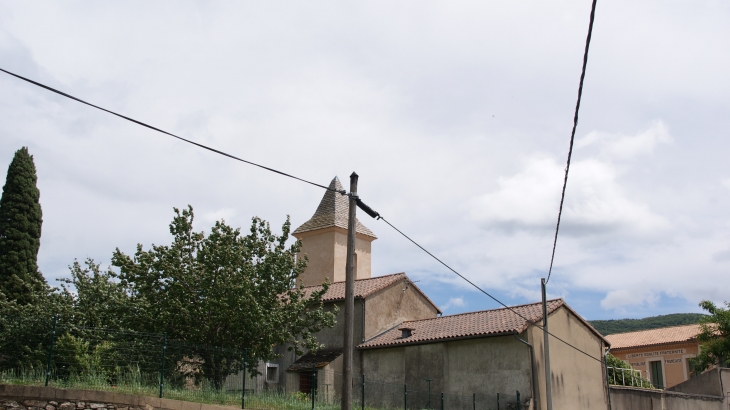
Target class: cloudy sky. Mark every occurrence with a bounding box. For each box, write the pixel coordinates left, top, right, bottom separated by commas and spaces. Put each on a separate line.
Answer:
1, 1, 728, 320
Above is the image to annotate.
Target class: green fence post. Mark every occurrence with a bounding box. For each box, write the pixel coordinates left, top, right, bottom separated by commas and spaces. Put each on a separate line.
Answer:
440, 392, 444, 410
241, 348, 247, 409
404, 384, 407, 410
361, 374, 365, 410
472, 393, 475, 410
159, 332, 166, 398
516, 391, 521, 410
497, 393, 500, 410
44, 316, 57, 387
311, 368, 317, 410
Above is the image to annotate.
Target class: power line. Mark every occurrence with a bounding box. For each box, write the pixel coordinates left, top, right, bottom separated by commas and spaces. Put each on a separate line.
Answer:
0, 67, 345, 196
374, 215, 603, 363
545, 0, 598, 285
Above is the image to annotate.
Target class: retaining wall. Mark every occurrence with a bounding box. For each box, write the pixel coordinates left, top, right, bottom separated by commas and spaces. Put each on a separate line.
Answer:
609, 385, 724, 410
0, 385, 235, 410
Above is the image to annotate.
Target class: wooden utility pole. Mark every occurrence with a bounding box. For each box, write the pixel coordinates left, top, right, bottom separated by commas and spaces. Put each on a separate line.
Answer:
341, 172, 358, 410
542, 278, 553, 410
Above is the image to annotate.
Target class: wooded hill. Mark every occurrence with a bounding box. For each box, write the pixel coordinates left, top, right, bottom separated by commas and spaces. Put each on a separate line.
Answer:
588, 313, 707, 336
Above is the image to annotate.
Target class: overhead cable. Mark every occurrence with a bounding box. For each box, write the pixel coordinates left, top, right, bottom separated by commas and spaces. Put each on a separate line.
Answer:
545, 0, 599, 284
0, 67, 345, 196
351, 201, 603, 363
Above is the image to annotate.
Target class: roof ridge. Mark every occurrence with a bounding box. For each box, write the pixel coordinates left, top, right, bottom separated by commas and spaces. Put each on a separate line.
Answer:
398, 298, 563, 325
298, 272, 406, 290
606, 323, 702, 336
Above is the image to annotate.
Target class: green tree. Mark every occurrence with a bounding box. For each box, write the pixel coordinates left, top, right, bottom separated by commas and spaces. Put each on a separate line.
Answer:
606, 353, 654, 388
59, 259, 133, 330
111, 206, 336, 389
693, 300, 730, 371
0, 147, 45, 305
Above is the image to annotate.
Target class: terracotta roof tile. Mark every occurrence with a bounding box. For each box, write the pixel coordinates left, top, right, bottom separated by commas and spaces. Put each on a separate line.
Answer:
301, 273, 407, 302
300, 273, 442, 314
604, 324, 701, 350
287, 348, 343, 371
293, 176, 376, 238
358, 299, 565, 349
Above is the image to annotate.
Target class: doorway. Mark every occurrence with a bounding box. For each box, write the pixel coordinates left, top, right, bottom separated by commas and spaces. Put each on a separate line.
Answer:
649, 360, 664, 389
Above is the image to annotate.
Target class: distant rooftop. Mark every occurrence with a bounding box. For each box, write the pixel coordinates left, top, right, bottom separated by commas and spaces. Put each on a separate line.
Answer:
292, 176, 376, 238
604, 324, 702, 350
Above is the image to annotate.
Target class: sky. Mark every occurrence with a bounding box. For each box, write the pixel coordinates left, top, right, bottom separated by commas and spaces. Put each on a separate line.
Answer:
0, 1, 728, 321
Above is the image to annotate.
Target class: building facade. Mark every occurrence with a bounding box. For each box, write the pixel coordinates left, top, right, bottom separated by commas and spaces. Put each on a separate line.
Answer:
260, 176, 613, 409
605, 324, 702, 389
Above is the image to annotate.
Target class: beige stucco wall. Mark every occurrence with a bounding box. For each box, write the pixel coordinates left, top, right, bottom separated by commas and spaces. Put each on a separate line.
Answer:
612, 342, 699, 388
294, 227, 373, 287
364, 278, 439, 341
360, 334, 534, 408
528, 306, 608, 410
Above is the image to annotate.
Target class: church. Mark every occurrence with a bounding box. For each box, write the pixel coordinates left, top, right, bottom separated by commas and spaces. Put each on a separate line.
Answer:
267, 176, 611, 410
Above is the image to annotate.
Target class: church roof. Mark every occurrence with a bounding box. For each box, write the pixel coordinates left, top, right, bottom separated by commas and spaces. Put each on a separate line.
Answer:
292, 177, 377, 238
358, 299, 594, 349
300, 272, 441, 314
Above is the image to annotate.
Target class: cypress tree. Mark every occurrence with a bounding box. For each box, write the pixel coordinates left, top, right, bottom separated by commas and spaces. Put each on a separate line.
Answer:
0, 147, 45, 304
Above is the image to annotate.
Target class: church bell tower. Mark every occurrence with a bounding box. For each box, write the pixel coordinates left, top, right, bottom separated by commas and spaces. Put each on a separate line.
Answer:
292, 176, 377, 287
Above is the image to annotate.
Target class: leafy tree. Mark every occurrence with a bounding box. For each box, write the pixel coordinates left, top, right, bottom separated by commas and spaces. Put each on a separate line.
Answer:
0, 147, 45, 305
693, 300, 730, 371
589, 313, 707, 336
111, 206, 336, 389
59, 259, 133, 330
606, 353, 654, 388
0, 284, 71, 371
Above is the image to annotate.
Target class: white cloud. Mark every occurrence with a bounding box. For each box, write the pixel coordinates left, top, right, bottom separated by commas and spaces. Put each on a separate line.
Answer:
576, 120, 672, 159
601, 289, 659, 311
469, 142, 670, 237
441, 297, 466, 312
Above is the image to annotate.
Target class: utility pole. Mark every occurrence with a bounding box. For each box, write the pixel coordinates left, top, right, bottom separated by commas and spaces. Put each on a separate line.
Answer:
542, 278, 553, 410
341, 172, 358, 410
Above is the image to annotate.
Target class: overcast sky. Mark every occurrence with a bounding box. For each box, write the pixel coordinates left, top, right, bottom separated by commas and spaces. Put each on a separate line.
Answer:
1, 1, 728, 320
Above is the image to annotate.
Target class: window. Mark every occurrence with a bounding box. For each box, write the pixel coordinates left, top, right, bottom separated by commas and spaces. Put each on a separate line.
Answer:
649, 360, 664, 388
688, 358, 698, 378
266, 364, 279, 383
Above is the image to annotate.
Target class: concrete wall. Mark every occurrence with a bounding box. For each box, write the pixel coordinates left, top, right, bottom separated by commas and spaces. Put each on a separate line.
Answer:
294, 227, 373, 287
364, 278, 439, 342
527, 306, 608, 410
361, 334, 533, 408
0, 385, 232, 410
609, 386, 724, 410
668, 367, 722, 396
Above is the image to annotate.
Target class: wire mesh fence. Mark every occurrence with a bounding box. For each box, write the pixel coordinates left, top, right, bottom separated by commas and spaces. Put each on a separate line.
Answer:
1, 318, 528, 410
347, 373, 525, 410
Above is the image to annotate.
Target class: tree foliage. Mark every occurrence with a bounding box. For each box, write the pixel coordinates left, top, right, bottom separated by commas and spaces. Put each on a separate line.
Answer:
589, 313, 707, 336
693, 300, 730, 371
0, 147, 45, 305
605, 353, 654, 388
107, 206, 336, 388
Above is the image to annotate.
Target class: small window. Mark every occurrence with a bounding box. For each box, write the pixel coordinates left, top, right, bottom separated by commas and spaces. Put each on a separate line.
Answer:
688, 358, 698, 378
266, 364, 279, 383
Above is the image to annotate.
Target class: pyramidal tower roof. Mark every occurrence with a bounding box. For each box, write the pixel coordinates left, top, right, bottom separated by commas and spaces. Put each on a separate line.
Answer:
293, 176, 377, 238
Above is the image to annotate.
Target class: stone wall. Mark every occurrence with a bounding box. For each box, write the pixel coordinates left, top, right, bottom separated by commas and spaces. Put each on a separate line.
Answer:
3, 398, 147, 410
0, 385, 233, 410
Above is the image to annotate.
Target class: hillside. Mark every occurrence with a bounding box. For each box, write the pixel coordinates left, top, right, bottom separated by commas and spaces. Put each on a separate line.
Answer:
588, 313, 707, 336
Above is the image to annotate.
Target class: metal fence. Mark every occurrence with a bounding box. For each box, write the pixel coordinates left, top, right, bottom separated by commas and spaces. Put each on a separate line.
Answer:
1, 318, 527, 410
